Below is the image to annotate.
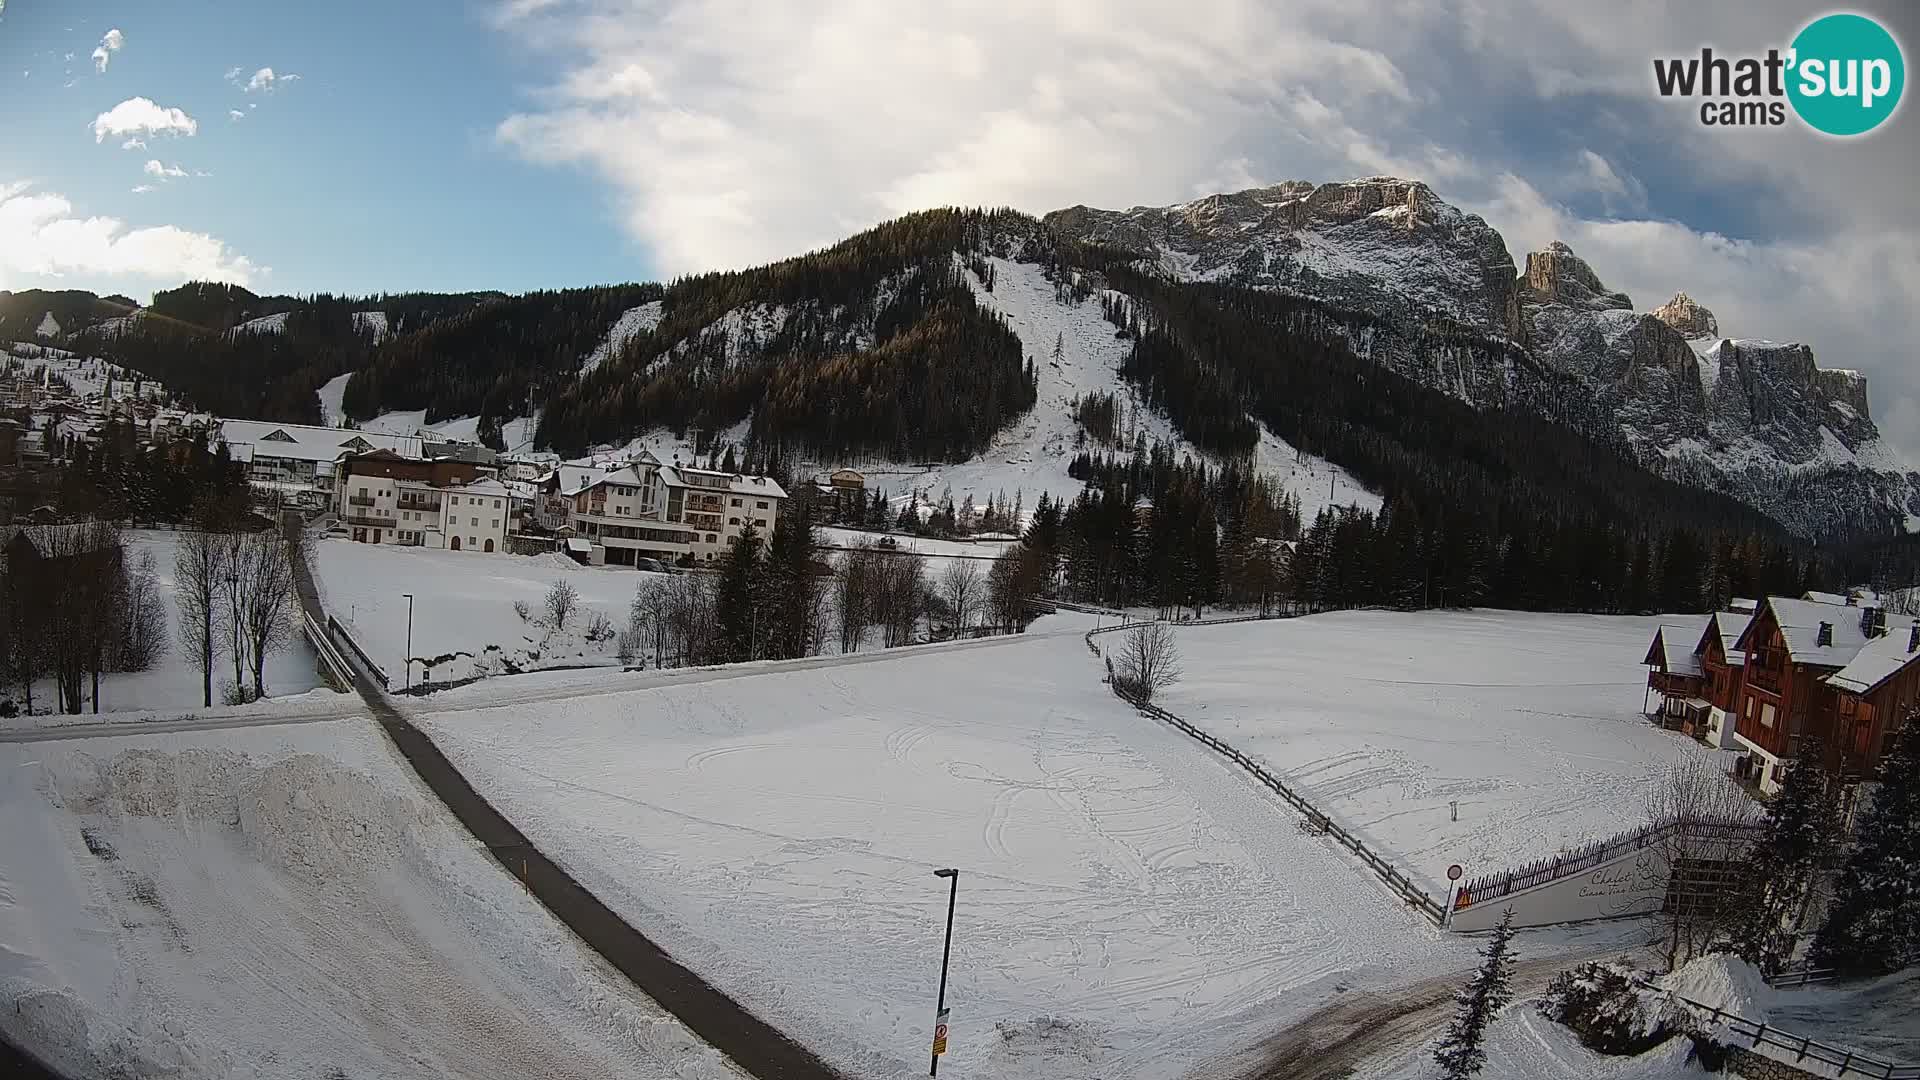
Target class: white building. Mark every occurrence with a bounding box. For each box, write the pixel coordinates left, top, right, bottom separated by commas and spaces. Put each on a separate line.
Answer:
219, 419, 424, 510
334, 449, 512, 553
553, 452, 787, 566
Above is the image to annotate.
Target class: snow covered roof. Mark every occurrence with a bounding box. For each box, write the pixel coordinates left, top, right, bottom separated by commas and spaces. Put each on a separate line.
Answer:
1824, 622, 1920, 695
1648, 624, 1704, 676
219, 418, 422, 463
566, 537, 593, 554
1802, 590, 1850, 606
457, 477, 511, 498
657, 463, 788, 500
543, 464, 604, 496
1705, 609, 1755, 666
1750, 596, 1873, 666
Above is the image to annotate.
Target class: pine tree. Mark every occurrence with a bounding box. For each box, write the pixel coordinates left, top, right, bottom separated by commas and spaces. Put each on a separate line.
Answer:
715, 524, 763, 662
1434, 908, 1517, 1079
1728, 746, 1841, 973
1810, 715, 1920, 975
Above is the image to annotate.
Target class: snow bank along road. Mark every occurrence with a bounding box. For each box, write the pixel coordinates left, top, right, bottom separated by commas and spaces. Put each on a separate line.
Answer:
287, 523, 846, 1080
0, 720, 749, 1080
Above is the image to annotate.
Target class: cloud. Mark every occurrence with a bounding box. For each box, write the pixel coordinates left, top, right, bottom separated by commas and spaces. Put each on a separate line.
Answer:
229, 109, 245, 121
131, 184, 156, 194
496, 0, 1421, 274
0, 181, 260, 286
236, 66, 299, 93
92, 97, 197, 143
91, 28, 123, 73
121, 137, 146, 150
143, 160, 187, 179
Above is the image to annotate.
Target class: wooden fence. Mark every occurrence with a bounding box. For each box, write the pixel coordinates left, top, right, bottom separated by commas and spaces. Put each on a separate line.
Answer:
1645, 982, 1918, 1079
1458, 816, 1763, 908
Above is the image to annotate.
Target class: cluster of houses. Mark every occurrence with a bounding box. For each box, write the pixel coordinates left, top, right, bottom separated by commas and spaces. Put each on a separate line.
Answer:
1645, 589, 1919, 795
218, 417, 789, 566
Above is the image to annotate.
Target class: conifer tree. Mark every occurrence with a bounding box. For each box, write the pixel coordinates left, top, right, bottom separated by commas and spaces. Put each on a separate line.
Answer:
1434, 908, 1517, 1079
715, 523, 763, 662
1728, 746, 1841, 973
1810, 716, 1920, 975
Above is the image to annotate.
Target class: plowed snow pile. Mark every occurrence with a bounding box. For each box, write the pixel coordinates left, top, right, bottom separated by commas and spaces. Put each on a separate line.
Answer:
0, 721, 742, 1080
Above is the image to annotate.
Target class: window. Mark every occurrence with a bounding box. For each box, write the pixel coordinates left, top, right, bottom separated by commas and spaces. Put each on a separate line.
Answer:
450, 496, 459, 506
493, 499, 501, 509
357, 486, 367, 497
756, 500, 768, 509
706, 533, 717, 543
469, 536, 477, 547
755, 518, 767, 529
1745, 697, 1755, 719
731, 497, 741, 507
1760, 703, 1776, 728
729, 517, 740, 526
471, 516, 479, 526
490, 519, 499, 528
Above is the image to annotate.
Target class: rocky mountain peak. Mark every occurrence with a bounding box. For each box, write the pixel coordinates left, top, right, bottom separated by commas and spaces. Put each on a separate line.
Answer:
1519, 242, 1632, 311
1650, 292, 1719, 339
1044, 177, 1521, 338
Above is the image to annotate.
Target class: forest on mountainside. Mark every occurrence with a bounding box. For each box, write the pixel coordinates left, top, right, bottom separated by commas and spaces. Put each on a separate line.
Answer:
534, 208, 1045, 458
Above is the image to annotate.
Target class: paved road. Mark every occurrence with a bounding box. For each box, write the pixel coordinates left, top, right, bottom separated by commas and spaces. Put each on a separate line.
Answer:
281, 522, 848, 1080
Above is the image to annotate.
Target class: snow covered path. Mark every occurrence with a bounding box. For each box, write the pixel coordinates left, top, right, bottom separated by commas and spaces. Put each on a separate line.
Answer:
0, 719, 748, 1080
415, 631, 1483, 1080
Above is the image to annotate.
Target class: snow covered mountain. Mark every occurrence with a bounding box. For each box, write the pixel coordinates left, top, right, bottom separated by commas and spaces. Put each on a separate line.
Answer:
1046, 178, 1917, 538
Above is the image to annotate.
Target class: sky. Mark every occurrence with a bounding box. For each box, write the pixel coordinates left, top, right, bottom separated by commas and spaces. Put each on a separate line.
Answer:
1, 1, 1917, 455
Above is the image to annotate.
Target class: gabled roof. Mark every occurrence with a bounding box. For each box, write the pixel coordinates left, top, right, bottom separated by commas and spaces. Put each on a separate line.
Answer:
1646, 624, 1704, 677
1739, 596, 1873, 667
218, 418, 421, 463
1701, 609, 1755, 666
657, 463, 789, 500
1824, 621, 1920, 695
456, 477, 511, 498
1803, 590, 1850, 607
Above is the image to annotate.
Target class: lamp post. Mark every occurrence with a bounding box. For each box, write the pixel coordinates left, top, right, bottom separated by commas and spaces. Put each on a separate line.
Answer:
930, 868, 958, 1076
401, 592, 414, 690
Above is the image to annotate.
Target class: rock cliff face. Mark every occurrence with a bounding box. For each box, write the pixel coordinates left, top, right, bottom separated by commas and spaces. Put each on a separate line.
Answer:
1046, 178, 1917, 538
1047, 177, 1525, 340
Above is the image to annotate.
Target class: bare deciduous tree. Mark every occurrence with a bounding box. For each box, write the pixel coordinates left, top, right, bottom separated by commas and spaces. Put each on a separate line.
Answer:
1115, 622, 1182, 702
176, 525, 227, 708
835, 545, 878, 653
1645, 753, 1757, 971
872, 553, 927, 648
116, 548, 170, 672
236, 530, 296, 700
545, 579, 580, 629
940, 560, 983, 634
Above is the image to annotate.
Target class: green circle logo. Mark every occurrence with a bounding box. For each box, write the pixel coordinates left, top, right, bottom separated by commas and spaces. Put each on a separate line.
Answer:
1787, 13, 1905, 136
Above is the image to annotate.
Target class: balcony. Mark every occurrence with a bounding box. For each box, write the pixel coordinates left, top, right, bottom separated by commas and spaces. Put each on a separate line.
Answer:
344, 512, 395, 527
1747, 666, 1782, 694
398, 498, 442, 513
348, 494, 378, 507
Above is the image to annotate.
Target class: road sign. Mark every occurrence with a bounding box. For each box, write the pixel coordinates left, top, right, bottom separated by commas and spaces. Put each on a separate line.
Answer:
1447, 864, 1463, 882
931, 1008, 950, 1056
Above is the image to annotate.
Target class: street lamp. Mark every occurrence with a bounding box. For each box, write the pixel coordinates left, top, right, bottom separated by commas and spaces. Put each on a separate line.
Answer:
930, 868, 959, 1076
401, 592, 414, 690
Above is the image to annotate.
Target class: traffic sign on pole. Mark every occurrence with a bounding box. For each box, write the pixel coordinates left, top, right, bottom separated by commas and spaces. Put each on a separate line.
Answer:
1447, 864, 1463, 882
931, 1008, 950, 1057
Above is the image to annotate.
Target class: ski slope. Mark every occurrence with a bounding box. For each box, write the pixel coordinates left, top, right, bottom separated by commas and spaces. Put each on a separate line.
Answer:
415, 630, 1475, 1080
0, 719, 744, 1080
1159, 611, 1732, 891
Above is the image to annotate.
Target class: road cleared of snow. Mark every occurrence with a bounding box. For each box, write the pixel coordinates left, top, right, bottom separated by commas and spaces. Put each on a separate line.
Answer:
0, 718, 745, 1080
416, 630, 1482, 1080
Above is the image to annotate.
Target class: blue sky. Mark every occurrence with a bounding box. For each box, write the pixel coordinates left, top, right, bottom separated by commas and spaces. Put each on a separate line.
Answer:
2, 1, 1918, 456
0, 0, 645, 295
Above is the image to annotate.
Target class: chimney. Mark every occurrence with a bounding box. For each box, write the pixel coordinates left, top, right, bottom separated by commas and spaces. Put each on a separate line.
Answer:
1845, 594, 1859, 607
1816, 621, 1833, 647
1910, 621, 1919, 654
1863, 604, 1886, 638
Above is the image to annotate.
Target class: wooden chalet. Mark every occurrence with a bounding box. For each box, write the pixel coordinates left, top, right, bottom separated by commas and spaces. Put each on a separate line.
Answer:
1644, 623, 1709, 728
1821, 619, 1920, 780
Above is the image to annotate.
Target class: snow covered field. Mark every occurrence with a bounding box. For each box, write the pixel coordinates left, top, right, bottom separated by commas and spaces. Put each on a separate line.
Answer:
311, 538, 661, 684
1157, 611, 1730, 891
415, 630, 1483, 1080
20, 531, 322, 716
0, 718, 743, 1080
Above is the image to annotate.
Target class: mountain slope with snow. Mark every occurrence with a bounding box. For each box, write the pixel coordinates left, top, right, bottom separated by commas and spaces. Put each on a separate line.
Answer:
1047, 179, 1915, 538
